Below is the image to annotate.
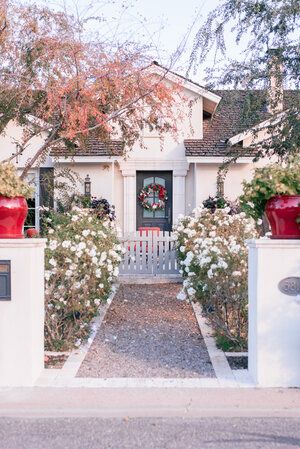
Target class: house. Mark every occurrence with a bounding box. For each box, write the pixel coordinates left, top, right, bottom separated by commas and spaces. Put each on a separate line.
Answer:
0, 64, 294, 234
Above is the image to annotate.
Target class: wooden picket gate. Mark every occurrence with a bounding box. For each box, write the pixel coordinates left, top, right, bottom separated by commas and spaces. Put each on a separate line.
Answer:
119, 231, 179, 276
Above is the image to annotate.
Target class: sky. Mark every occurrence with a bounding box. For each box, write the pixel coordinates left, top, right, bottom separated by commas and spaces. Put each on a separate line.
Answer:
33, 0, 244, 84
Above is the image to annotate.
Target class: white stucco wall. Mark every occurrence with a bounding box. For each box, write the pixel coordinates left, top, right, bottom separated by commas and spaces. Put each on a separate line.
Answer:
194, 159, 268, 206
55, 162, 114, 202
0, 121, 51, 167
0, 239, 46, 387
248, 239, 300, 387
113, 164, 124, 232
54, 161, 124, 231
185, 164, 196, 215
125, 89, 203, 164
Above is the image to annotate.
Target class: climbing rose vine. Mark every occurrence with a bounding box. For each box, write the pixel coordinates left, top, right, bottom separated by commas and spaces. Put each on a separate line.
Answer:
174, 206, 258, 349
43, 207, 123, 351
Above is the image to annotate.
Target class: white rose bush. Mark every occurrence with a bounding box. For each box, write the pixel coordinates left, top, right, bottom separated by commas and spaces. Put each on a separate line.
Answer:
43, 207, 122, 351
174, 206, 258, 350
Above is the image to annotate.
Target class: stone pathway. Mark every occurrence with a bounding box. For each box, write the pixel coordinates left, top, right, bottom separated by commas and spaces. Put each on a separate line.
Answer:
77, 284, 215, 378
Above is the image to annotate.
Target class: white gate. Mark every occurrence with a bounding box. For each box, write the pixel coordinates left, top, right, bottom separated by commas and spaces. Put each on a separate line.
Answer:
119, 231, 179, 276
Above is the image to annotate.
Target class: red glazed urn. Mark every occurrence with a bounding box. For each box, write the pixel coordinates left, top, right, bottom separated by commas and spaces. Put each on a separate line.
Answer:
0, 196, 28, 238
26, 228, 39, 238
265, 195, 300, 239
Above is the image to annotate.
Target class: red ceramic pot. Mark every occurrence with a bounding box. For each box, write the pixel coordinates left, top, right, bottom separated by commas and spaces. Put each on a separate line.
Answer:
265, 195, 300, 239
0, 196, 28, 238
26, 228, 39, 238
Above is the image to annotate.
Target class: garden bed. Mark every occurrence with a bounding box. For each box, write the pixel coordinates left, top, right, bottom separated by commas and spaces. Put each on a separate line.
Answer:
226, 355, 248, 370
77, 283, 215, 378
44, 354, 68, 369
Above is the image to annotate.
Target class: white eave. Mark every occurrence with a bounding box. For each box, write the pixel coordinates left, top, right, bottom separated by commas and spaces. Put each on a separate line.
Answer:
186, 156, 253, 164
150, 65, 221, 114
53, 156, 121, 164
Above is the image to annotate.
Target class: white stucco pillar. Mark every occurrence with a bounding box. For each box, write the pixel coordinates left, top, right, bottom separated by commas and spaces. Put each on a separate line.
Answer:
173, 167, 188, 222
247, 239, 300, 387
193, 163, 198, 209
123, 173, 136, 234
0, 239, 46, 386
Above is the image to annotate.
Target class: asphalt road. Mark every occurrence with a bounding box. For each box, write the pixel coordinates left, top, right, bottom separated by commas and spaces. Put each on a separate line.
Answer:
0, 417, 300, 449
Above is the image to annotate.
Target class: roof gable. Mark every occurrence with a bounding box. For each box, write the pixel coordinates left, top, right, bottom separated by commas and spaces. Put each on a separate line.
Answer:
150, 62, 221, 114
185, 90, 299, 158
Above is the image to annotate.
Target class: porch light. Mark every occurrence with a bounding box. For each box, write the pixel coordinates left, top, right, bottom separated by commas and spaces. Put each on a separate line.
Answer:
84, 174, 91, 197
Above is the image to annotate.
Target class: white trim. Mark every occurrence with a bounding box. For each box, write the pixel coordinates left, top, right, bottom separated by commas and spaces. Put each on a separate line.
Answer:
118, 159, 189, 177
246, 238, 300, 249
0, 239, 47, 248
193, 162, 198, 209
111, 161, 115, 205
118, 159, 189, 233
186, 156, 253, 164
54, 156, 121, 164
150, 65, 221, 107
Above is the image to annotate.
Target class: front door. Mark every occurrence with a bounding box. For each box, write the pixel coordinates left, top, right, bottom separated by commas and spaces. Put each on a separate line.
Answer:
136, 171, 172, 231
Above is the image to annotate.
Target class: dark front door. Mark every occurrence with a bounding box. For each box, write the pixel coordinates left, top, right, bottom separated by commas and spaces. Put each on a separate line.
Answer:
136, 171, 172, 231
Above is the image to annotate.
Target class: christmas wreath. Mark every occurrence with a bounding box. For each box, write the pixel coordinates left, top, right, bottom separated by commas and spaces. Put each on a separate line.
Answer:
138, 183, 168, 211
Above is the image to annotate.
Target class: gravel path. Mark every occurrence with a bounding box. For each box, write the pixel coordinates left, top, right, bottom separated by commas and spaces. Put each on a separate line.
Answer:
77, 284, 215, 378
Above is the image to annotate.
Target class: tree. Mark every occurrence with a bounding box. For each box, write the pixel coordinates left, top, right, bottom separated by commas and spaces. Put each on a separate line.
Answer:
189, 0, 300, 161
0, 1, 184, 178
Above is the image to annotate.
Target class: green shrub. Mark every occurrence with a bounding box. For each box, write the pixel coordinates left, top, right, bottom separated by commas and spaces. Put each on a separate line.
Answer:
240, 158, 300, 220
174, 206, 258, 348
42, 206, 122, 351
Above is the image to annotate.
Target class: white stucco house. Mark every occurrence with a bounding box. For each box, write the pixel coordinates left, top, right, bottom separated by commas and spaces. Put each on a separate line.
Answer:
0, 64, 292, 234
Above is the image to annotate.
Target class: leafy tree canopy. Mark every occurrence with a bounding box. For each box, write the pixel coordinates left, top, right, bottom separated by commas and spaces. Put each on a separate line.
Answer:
189, 0, 300, 161
0, 0, 184, 177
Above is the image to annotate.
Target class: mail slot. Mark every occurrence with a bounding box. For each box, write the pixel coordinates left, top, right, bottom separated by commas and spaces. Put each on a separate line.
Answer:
0, 261, 11, 301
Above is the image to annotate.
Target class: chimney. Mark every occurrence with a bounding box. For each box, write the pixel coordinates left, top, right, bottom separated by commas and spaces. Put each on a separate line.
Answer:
267, 49, 284, 114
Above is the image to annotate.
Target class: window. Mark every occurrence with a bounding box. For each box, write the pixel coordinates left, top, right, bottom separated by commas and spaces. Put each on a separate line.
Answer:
22, 171, 40, 230
142, 176, 166, 219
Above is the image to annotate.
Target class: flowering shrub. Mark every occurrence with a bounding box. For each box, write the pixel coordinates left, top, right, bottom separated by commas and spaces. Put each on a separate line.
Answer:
43, 207, 122, 351
202, 195, 240, 214
90, 197, 116, 221
174, 206, 258, 349
0, 163, 33, 198
240, 158, 300, 220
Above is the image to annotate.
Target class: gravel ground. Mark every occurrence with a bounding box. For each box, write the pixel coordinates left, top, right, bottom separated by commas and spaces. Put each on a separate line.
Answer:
1, 417, 300, 449
227, 356, 248, 370
77, 284, 215, 378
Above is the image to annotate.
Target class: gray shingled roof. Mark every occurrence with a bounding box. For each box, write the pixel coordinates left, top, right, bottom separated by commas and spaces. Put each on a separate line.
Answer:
185, 90, 298, 157
50, 89, 298, 158
51, 139, 124, 157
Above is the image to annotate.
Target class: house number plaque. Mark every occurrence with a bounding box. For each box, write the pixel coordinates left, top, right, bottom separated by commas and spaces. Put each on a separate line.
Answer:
0, 260, 11, 301
278, 277, 300, 297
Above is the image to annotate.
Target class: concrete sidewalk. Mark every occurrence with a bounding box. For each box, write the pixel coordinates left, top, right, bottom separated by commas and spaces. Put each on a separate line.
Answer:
0, 387, 299, 418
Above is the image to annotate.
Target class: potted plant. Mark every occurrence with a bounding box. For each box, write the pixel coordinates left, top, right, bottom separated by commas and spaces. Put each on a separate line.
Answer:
0, 163, 33, 238
240, 158, 300, 239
